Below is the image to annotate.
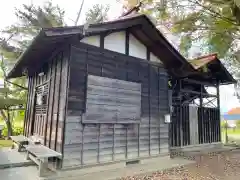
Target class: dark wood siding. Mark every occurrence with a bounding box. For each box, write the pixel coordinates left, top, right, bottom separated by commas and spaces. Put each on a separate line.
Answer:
63, 43, 170, 167
84, 75, 142, 124
24, 47, 69, 153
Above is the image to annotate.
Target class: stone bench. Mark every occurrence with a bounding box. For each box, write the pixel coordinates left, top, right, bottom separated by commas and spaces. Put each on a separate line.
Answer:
27, 135, 43, 145
24, 144, 62, 177
10, 135, 29, 152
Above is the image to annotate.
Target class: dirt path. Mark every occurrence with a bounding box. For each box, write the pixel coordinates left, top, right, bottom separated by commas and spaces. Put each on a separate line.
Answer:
121, 150, 240, 180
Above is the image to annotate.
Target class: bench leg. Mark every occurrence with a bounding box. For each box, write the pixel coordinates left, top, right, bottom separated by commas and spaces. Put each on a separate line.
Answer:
56, 159, 62, 169
26, 151, 30, 160
39, 158, 48, 177
17, 144, 22, 152
11, 142, 15, 149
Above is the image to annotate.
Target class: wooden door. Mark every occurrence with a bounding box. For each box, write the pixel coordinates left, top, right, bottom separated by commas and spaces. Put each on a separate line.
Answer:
33, 83, 49, 143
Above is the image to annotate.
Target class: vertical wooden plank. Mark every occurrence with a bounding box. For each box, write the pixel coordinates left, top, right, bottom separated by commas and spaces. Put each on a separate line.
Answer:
23, 77, 29, 135
52, 53, 62, 150
204, 108, 207, 143
205, 107, 208, 143
100, 34, 104, 49
183, 106, 186, 146
158, 66, 161, 153
215, 108, 218, 142
81, 124, 84, 165
203, 108, 206, 143
171, 105, 174, 147
125, 125, 128, 159
48, 57, 57, 148
185, 106, 188, 146
125, 65, 128, 159
46, 58, 53, 147
61, 47, 70, 156
187, 106, 190, 145
175, 106, 178, 146
26, 76, 33, 136
35, 76, 39, 136
209, 108, 212, 143
44, 61, 52, 146
179, 80, 182, 147
125, 30, 129, 55
55, 52, 63, 151
29, 74, 37, 136
112, 124, 115, 161
213, 108, 216, 142
213, 108, 216, 143
138, 65, 140, 157
214, 108, 217, 142
210, 108, 213, 143
200, 84, 203, 144
24, 77, 31, 136
148, 64, 150, 155
97, 124, 100, 163
182, 106, 185, 146
197, 107, 201, 144
216, 83, 221, 142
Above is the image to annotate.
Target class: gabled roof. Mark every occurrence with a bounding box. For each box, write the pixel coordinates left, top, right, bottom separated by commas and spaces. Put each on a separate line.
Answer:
6, 13, 236, 86
189, 54, 216, 70
188, 53, 236, 85
7, 14, 193, 79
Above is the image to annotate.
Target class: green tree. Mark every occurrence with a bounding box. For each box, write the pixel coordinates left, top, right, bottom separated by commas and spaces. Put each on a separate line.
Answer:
0, 50, 26, 137
236, 120, 240, 128
122, 0, 240, 67
85, 4, 110, 24
221, 120, 228, 128
0, 1, 65, 137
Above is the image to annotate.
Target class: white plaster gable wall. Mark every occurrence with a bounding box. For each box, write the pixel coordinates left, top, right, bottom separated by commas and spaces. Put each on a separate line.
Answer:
80, 35, 100, 47
104, 31, 126, 54
150, 52, 162, 64
129, 34, 147, 60
79, 32, 163, 63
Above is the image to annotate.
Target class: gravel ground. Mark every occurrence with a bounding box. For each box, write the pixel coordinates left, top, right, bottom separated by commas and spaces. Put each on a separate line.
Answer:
120, 150, 240, 180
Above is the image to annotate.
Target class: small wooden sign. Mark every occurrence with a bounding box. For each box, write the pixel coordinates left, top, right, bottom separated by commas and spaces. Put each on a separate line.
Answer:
164, 114, 171, 123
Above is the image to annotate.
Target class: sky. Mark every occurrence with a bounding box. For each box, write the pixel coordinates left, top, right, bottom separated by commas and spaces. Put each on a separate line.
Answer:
0, 0, 123, 28
0, 0, 239, 113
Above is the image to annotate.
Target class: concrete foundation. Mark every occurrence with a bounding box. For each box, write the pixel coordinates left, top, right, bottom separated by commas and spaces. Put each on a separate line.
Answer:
0, 148, 34, 169
171, 142, 223, 154
44, 155, 195, 180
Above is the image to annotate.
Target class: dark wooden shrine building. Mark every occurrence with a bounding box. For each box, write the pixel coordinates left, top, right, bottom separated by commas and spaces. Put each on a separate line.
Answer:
7, 14, 235, 168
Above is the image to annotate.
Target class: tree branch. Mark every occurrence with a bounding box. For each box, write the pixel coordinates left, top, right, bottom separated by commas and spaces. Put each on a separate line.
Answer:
0, 110, 7, 122
188, 0, 239, 26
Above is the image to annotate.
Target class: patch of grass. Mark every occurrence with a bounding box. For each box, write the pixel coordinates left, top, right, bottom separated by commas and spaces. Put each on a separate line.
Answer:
222, 128, 240, 145
225, 128, 240, 135
221, 128, 240, 137
0, 119, 24, 127
0, 140, 12, 148
13, 120, 24, 127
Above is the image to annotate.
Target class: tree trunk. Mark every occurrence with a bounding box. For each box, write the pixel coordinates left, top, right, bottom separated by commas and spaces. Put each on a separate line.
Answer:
0, 109, 13, 138
6, 118, 13, 138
